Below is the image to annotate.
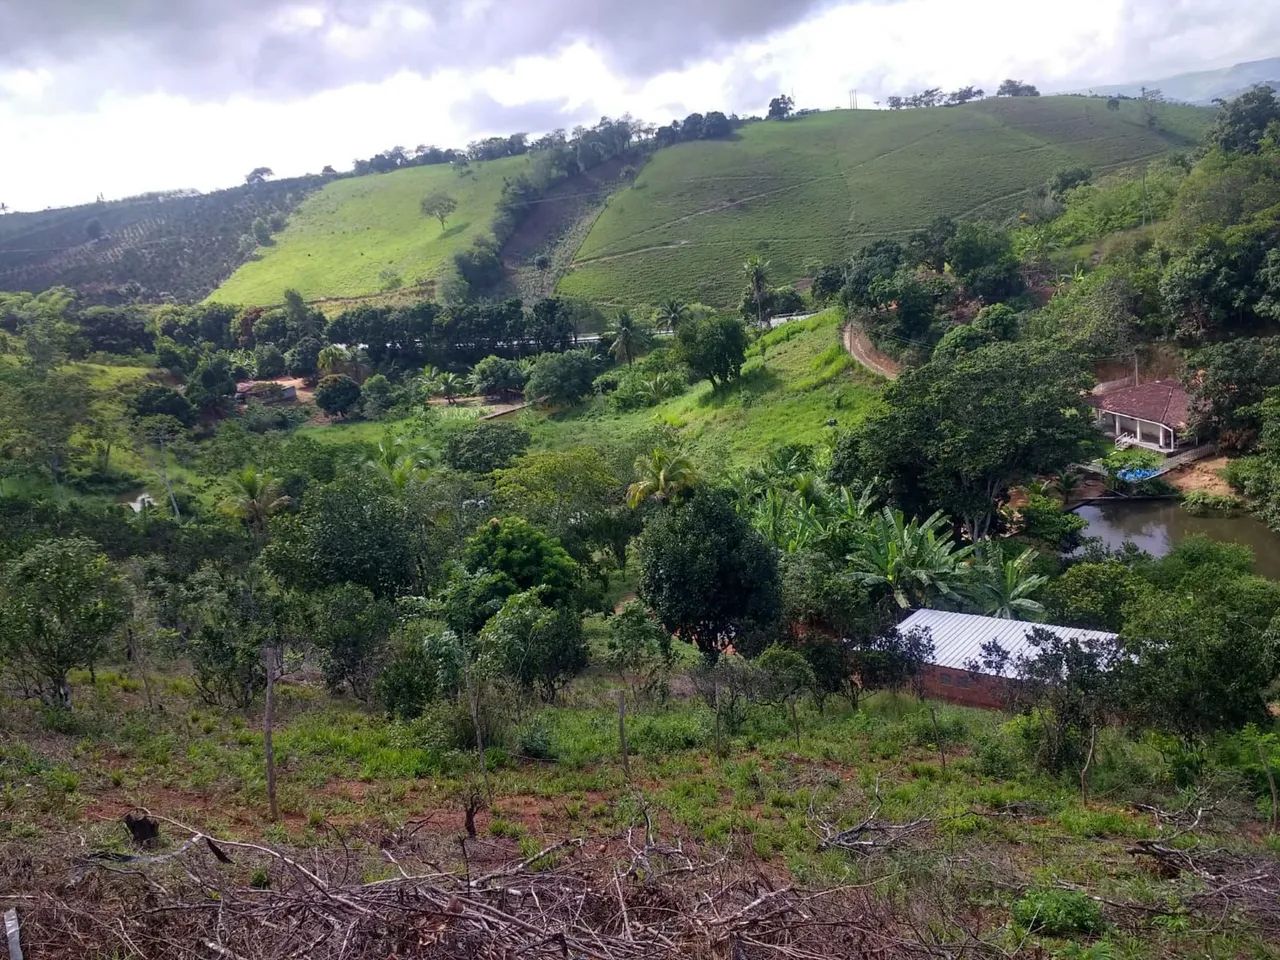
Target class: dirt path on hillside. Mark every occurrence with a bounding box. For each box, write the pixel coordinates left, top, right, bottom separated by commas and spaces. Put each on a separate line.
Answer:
842, 323, 900, 380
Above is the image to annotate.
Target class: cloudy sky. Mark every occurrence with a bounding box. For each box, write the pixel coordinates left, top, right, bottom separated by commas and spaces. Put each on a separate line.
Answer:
2, 0, 1278, 211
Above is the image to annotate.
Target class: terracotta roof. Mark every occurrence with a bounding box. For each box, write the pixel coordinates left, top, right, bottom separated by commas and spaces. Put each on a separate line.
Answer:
1092, 379, 1189, 430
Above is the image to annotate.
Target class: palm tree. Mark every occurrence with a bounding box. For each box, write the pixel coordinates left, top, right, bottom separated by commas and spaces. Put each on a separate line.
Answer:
607, 310, 652, 367
743, 255, 770, 331
846, 508, 974, 609
222, 466, 291, 541
655, 299, 689, 333
318, 344, 368, 380
421, 366, 465, 404
317, 344, 347, 377
965, 547, 1049, 620
1051, 471, 1082, 502
365, 435, 432, 490
627, 447, 699, 508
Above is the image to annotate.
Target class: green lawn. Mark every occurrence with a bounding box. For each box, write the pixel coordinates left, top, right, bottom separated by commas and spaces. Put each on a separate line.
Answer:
522, 309, 882, 471
211, 156, 530, 306
558, 97, 1211, 308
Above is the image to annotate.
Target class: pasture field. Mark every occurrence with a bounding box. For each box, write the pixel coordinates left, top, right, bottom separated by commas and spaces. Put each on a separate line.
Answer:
557, 97, 1211, 307
522, 308, 883, 468
211, 157, 529, 306
299, 310, 881, 472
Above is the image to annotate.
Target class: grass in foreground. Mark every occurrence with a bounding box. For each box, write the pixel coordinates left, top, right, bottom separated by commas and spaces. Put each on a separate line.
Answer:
558, 97, 1212, 307
4, 657, 1278, 958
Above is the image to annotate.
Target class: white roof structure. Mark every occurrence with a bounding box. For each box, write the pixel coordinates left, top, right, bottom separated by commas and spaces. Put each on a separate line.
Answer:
895, 609, 1118, 674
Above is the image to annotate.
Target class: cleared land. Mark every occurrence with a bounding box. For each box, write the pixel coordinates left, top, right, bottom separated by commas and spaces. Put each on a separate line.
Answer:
558, 97, 1211, 307
212, 157, 529, 306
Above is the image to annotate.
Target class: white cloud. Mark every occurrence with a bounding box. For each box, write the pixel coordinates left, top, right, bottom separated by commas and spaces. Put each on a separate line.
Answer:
1, 0, 1277, 210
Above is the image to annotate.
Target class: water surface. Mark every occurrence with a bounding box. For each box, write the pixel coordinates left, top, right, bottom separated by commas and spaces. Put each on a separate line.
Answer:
1075, 500, 1280, 580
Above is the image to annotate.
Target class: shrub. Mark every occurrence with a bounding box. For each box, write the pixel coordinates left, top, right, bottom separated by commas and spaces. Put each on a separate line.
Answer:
1012, 889, 1104, 936
442, 421, 531, 474
315, 374, 362, 418
1180, 490, 1243, 516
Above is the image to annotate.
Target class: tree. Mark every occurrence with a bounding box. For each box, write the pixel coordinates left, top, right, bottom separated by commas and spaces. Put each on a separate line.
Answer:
1119, 582, 1280, 737
0, 538, 126, 709
742, 255, 770, 330
442, 421, 531, 473
479, 589, 588, 701
834, 342, 1092, 540
315, 374, 362, 418
606, 602, 675, 701
965, 546, 1049, 620
469, 355, 526, 398
85, 218, 103, 241
462, 516, 581, 609
360, 373, 394, 418
285, 337, 322, 380
1209, 85, 1280, 154
607, 310, 652, 367
627, 447, 699, 508
1106, 96, 1121, 112
767, 94, 795, 120
493, 447, 626, 561
655, 299, 689, 332
264, 474, 419, 597
635, 488, 782, 659
310, 584, 395, 700
756, 644, 816, 744
674, 315, 748, 389
1005, 626, 1122, 772
996, 79, 1039, 97
524, 349, 598, 406
846, 508, 974, 609
905, 215, 956, 272
222, 466, 291, 542
245, 166, 274, 185
179, 564, 275, 709
420, 190, 458, 229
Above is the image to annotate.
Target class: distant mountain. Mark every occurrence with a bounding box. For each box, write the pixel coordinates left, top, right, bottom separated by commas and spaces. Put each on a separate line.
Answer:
1077, 56, 1280, 105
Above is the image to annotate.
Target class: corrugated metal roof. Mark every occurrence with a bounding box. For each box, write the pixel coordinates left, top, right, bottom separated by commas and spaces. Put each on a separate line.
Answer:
895, 609, 1118, 674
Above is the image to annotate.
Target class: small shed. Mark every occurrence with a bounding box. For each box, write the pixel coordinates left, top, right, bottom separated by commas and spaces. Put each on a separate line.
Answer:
1088, 379, 1190, 454
895, 609, 1118, 709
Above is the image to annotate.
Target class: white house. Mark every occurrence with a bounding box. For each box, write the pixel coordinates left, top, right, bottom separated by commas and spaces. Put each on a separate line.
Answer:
1088, 379, 1190, 454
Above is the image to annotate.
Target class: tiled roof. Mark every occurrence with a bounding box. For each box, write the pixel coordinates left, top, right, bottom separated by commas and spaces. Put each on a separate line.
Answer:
895, 609, 1118, 675
1093, 379, 1189, 430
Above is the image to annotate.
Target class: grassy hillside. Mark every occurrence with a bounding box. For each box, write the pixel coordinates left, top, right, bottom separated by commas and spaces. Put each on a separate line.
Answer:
211, 157, 529, 306
300, 309, 881, 471
557, 97, 1211, 307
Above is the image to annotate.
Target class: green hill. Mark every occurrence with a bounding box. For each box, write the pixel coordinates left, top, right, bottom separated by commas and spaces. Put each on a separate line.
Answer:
211, 156, 529, 306
557, 96, 1211, 308
0, 178, 318, 302
530, 308, 882, 467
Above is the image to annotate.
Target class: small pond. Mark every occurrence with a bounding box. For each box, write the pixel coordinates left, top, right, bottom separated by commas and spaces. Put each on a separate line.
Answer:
1075, 500, 1280, 580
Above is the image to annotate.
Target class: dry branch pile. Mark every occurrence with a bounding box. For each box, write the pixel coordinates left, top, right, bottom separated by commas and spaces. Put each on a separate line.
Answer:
9, 814, 971, 960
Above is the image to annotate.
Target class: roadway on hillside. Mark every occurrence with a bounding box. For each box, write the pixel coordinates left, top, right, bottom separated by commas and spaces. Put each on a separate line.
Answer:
842, 323, 900, 380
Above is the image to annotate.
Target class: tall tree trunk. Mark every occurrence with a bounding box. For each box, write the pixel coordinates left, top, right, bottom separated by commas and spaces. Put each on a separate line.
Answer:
263, 645, 279, 822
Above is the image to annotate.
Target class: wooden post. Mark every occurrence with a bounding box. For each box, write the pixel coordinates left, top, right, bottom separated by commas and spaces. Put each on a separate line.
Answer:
617, 691, 631, 782
1079, 724, 1098, 807
713, 679, 724, 758
930, 706, 947, 771
263, 645, 279, 822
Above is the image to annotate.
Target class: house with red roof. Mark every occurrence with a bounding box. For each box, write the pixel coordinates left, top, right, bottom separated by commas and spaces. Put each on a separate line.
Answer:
1088, 379, 1192, 454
